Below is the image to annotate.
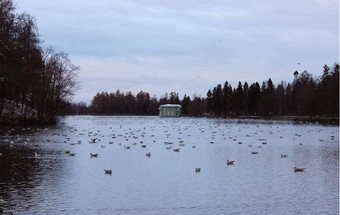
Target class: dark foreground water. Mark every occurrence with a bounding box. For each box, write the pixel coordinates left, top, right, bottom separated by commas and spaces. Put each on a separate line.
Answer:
0, 116, 338, 215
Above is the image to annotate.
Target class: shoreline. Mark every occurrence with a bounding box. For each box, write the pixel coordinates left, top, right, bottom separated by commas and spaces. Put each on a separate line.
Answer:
181, 114, 339, 125
62, 114, 340, 125
0, 116, 57, 126
1, 114, 338, 126
216, 115, 339, 125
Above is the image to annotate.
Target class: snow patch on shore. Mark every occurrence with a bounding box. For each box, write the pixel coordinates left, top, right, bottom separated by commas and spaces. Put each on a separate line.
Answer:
1, 99, 38, 119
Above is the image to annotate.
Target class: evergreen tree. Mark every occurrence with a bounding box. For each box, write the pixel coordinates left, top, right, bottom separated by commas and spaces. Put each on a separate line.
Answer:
207, 89, 213, 114
181, 94, 191, 115
212, 84, 223, 115
235, 82, 243, 115
222, 81, 232, 116
243, 82, 249, 114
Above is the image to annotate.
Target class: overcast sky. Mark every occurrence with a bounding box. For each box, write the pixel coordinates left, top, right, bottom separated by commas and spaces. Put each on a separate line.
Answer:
15, 0, 339, 104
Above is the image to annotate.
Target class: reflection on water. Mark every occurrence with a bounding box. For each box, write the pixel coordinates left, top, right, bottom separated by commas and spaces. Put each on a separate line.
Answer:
0, 116, 338, 214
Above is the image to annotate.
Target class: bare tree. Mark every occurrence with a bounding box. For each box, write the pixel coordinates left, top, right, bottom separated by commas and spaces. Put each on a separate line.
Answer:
41, 48, 79, 117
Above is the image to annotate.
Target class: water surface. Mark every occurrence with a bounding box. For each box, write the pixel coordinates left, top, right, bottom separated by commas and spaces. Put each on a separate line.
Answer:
0, 116, 338, 214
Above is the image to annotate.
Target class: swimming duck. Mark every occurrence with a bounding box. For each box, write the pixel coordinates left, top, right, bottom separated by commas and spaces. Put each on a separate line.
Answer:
90, 153, 98, 158
227, 160, 235, 165
294, 167, 305, 172
195, 168, 201, 173
104, 169, 112, 174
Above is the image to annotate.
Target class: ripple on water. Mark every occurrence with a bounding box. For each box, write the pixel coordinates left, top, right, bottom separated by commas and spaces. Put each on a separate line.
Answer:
0, 116, 338, 214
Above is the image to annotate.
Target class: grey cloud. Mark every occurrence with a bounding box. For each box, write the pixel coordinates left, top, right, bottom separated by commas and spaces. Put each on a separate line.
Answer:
15, 0, 339, 103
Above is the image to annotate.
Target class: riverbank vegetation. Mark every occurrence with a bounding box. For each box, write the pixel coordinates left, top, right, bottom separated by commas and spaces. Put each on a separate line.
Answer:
64, 91, 207, 116
0, 0, 79, 125
207, 64, 339, 117
75, 63, 338, 122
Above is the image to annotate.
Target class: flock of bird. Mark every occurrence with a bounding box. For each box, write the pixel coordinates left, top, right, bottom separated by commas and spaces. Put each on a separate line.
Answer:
2, 117, 336, 177
37, 117, 330, 175
1, 117, 338, 215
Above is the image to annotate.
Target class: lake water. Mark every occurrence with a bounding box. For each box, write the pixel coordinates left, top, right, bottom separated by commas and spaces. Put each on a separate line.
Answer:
0, 116, 338, 214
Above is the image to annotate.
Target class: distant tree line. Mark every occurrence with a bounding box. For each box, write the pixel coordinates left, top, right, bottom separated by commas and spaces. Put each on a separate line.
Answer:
81, 91, 207, 116
207, 64, 339, 117
66, 63, 338, 118
0, 0, 78, 123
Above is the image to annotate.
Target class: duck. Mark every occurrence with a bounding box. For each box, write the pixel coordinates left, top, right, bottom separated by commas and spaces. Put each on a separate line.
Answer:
227, 160, 235, 165
294, 167, 305, 172
104, 169, 112, 174
251, 151, 258, 154
90, 153, 98, 158
173, 148, 180, 152
195, 168, 201, 173
146, 152, 151, 157
281, 154, 288, 158
64, 150, 71, 154
69, 153, 76, 156
141, 145, 147, 148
